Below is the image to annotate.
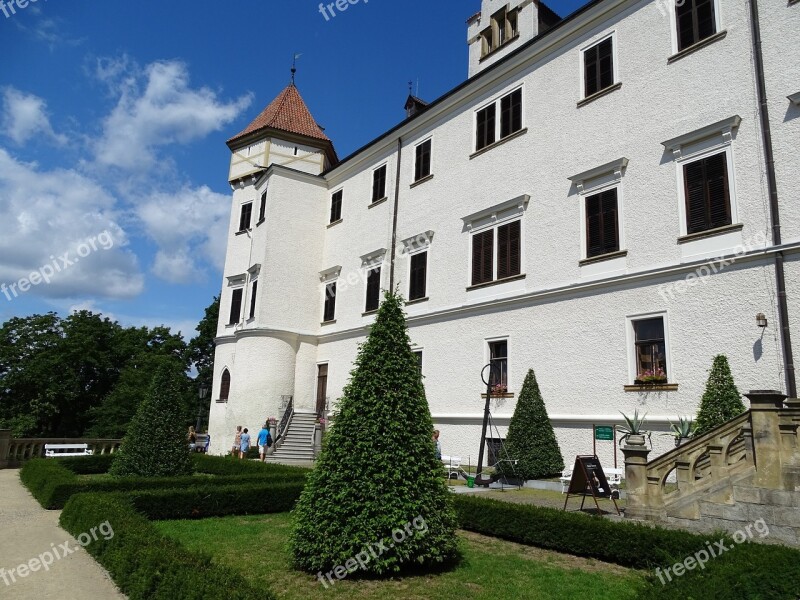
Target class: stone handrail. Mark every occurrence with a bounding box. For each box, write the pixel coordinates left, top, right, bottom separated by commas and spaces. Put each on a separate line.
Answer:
623, 390, 797, 520
0, 430, 122, 469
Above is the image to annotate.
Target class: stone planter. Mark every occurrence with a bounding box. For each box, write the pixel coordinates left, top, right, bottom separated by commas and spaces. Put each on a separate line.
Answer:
624, 433, 647, 446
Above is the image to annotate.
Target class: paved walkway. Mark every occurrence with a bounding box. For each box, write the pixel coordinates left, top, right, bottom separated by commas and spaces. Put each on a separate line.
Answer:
0, 470, 125, 600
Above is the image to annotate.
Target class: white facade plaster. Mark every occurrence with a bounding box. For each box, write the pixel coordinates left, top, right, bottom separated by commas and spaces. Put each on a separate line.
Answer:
209, 0, 800, 463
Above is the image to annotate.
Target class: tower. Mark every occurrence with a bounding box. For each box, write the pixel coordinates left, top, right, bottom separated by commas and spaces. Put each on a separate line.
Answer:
467, 0, 561, 77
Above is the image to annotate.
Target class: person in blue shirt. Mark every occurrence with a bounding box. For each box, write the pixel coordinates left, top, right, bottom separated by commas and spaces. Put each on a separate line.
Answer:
257, 423, 271, 462
239, 428, 251, 460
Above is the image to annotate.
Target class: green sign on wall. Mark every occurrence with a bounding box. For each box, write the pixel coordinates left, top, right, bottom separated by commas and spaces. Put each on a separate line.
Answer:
594, 426, 614, 441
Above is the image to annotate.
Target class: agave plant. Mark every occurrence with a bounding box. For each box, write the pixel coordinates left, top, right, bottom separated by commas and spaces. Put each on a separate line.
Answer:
617, 409, 650, 446
664, 416, 694, 446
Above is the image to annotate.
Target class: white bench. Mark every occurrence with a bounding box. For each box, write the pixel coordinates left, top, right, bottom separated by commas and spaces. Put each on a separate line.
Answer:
45, 443, 93, 458
441, 455, 462, 479
560, 467, 624, 494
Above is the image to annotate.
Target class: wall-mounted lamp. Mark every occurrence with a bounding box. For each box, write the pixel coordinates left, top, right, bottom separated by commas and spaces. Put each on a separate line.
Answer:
756, 313, 768, 328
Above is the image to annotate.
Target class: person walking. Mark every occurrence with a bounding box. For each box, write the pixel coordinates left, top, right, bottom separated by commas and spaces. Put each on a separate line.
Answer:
257, 423, 271, 462
231, 425, 242, 457
239, 428, 251, 460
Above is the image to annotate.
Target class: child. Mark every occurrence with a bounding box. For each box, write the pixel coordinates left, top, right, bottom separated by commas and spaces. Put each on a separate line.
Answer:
239, 428, 251, 459
232, 425, 242, 457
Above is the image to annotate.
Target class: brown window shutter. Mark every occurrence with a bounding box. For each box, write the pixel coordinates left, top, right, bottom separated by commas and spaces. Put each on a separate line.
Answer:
323, 282, 336, 322
497, 220, 521, 279
365, 268, 381, 311
409, 252, 427, 300
472, 230, 494, 285
705, 153, 730, 229
229, 288, 243, 324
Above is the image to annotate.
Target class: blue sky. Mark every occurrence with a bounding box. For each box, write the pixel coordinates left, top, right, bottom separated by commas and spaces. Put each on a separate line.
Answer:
0, 0, 587, 339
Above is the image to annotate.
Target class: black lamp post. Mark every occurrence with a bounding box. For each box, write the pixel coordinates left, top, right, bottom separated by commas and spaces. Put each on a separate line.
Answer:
196, 383, 209, 432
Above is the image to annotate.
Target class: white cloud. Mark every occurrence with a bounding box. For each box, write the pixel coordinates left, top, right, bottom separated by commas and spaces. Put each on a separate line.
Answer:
93, 60, 252, 170
134, 185, 230, 283
1, 87, 68, 145
0, 149, 144, 300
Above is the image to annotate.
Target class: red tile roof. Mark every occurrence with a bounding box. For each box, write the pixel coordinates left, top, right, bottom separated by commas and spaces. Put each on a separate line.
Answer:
227, 83, 330, 145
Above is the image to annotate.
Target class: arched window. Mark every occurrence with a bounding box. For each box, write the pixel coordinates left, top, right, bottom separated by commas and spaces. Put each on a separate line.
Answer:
220, 370, 231, 402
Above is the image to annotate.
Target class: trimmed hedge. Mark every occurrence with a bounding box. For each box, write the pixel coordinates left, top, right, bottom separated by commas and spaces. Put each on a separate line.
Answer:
59, 454, 117, 474
454, 495, 800, 599
20, 456, 308, 509
191, 453, 309, 478
122, 481, 305, 520
59, 493, 267, 600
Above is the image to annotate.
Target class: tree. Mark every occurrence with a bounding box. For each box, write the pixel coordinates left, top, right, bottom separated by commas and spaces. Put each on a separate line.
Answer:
291, 291, 458, 576
186, 296, 219, 393
109, 363, 193, 478
498, 369, 564, 481
694, 355, 746, 436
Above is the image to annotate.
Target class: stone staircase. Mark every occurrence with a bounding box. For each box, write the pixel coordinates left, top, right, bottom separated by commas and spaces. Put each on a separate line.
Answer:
267, 411, 317, 464
623, 390, 800, 546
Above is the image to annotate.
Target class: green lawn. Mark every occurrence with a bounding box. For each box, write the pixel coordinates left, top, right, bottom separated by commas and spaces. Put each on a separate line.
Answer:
156, 513, 646, 600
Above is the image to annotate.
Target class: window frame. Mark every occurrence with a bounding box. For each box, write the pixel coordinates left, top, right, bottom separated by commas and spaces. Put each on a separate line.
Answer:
219, 369, 231, 402
364, 265, 382, 313
413, 138, 433, 182
579, 32, 618, 100
479, 6, 520, 58
675, 146, 737, 238
408, 249, 428, 302
257, 191, 267, 224
469, 217, 524, 287
473, 86, 524, 153
371, 164, 388, 204
228, 287, 244, 325
579, 183, 625, 261
669, 0, 722, 55
329, 189, 343, 224
485, 336, 510, 392
238, 202, 253, 233
247, 278, 258, 321
626, 312, 672, 385
322, 281, 337, 323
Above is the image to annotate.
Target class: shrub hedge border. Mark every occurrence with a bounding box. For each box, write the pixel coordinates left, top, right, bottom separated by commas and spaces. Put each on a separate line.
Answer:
20, 454, 308, 509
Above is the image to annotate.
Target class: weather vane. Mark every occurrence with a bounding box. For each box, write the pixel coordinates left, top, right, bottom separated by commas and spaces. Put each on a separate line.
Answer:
291, 52, 303, 84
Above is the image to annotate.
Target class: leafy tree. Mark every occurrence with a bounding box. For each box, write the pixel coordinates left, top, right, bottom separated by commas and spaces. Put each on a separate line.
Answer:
186, 296, 219, 393
109, 363, 193, 478
291, 291, 458, 576
498, 369, 564, 480
694, 355, 746, 436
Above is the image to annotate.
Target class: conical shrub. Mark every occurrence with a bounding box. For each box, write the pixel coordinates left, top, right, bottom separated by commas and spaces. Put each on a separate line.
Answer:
291, 291, 458, 576
694, 355, 746, 436
498, 369, 564, 480
109, 363, 193, 478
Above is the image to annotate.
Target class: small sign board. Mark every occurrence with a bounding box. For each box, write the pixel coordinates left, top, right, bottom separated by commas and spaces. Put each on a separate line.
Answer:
563, 455, 620, 515
594, 426, 614, 441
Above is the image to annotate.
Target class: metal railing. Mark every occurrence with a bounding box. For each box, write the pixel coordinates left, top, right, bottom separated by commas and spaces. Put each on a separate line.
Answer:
276, 396, 294, 442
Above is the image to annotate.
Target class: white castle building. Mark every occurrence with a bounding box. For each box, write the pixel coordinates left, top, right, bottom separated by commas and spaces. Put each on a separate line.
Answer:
208, 0, 800, 467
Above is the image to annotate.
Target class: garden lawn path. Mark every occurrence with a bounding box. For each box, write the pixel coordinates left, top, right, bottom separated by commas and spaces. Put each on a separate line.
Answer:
0, 469, 126, 600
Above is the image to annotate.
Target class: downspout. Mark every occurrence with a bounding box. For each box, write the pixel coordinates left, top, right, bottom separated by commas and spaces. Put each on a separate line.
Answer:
388, 137, 403, 291
748, 0, 796, 397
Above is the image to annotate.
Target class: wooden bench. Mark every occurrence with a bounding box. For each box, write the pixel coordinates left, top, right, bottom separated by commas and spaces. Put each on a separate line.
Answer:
561, 467, 624, 493
45, 443, 93, 458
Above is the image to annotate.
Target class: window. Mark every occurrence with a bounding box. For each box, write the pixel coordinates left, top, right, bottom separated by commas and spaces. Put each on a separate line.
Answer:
684, 152, 731, 235
316, 364, 328, 416
409, 251, 428, 301
323, 282, 336, 323
220, 369, 231, 402
414, 139, 432, 181
676, 0, 717, 52
475, 88, 523, 152
258, 192, 267, 223
372, 165, 387, 203
488, 340, 508, 390
584, 37, 614, 97
228, 288, 243, 325
330, 190, 343, 223
239, 202, 252, 232
586, 188, 620, 258
471, 229, 494, 286
480, 7, 519, 57
633, 317, 668, 381
248, 280, 258, 320
413, 350, 423, 374
471, 220, 521, 286
365, 267, 381, 312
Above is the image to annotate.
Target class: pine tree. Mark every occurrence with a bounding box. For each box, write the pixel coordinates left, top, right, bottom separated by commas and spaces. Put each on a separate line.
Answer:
291, 291, 458, 576
694, 355, 746, 437
109, 363, 193, 478
498, 369, 564, 480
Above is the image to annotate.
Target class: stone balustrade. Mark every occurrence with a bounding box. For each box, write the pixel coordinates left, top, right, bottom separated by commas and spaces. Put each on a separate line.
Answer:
0, 430, 122, 469
622, 391, 800, 543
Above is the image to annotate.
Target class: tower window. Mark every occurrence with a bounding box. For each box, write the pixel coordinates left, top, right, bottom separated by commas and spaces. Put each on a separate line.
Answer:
330, 190, 343, 223
228, 288, 243, 325
239, 202, 253, 232
372, 165, 387, 203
